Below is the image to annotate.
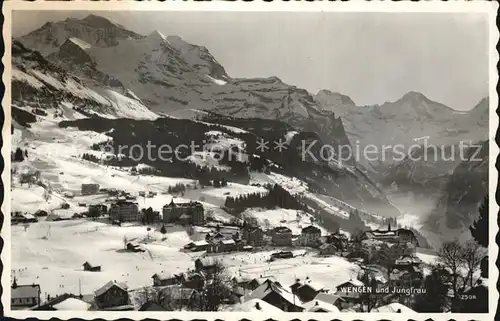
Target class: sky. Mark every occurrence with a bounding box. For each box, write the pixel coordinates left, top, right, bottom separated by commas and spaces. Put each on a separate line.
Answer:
12, 11, 489, 111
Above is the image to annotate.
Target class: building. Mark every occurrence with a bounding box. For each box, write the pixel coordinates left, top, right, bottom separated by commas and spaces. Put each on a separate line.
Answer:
11, 213, 38, 224
83, 261, 101, 272
327, 231, 349, 251
194, 257, 219, 274
88, 204, 107, 217
152, 272, 182, 287
94, 281, 130, 309
304, 299, 340, 312
360, 227, 419, 247
295, 280, 327, 303
33, 294, 91, 311
184, 240, 210, 252
334, 279, 365, 306
313, 293, 345, 309
242, 279, 304, 312
319, 243, 338, 255
109, 201, 139, 222
81, 183, 100, 196
162, 200, 205, 225
300, 225, 322, 247
242, 226, 264, 246
11, 280, 41, 309
271, 226, 292, 246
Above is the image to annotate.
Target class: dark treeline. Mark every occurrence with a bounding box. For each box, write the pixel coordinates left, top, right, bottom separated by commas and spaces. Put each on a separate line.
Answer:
224, 183, 308, 215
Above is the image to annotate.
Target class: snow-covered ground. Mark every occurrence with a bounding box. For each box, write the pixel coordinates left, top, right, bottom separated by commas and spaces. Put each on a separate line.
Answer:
212, 250, 360, 293
242, 208, 329, 236
11, 220, 195, 298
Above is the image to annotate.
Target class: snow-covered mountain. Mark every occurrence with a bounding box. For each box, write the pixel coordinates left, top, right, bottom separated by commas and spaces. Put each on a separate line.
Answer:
315, 90, 489, 167
13, 14, 489, 240
16, 15, 353, 165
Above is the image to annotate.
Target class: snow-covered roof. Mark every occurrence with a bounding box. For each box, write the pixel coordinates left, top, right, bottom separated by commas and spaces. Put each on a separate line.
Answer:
193, 240, 209, 247
299, 280, 326, 292
222, 239, 236, 245
12, 284, 40, 299
235, 298, 283, 312
52, 297, 91, 311
372, 303, 416, 314
337, 279, 364, 289
152, 271, 174, 280
304, 299, 340, 312
314, 293, 344, 305
243, 279, 303, 309
94, 281, 128, 297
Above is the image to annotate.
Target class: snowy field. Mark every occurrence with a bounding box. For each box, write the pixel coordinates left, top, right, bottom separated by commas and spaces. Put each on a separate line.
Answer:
11, 220, 196, 298
242, 208, 329, 236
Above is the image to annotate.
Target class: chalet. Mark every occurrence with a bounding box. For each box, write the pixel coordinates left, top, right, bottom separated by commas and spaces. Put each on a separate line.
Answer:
152, 272, 181, 286
83, 261, 101, 272
94, 281, 130, 309
295, 280, 327, 303
184, 240, 210, 252
34, 210, 48, 217
271, 226, 292, 246
270, 251, 294, 261
195, 257, 219, 274
304, 299, 340, 312
334, 279, 365, 304
300, 225, 322, 247
109, 201, 139, 222
11, 280, 41, 309
242, 226, 264, 246
162, 200, 205, 225
33, 294, 90, 311
314, 293, 345, 309
160, 285, 198, 310
319, 243, 338, 255
235, 298, 283, 312
242, 279, 304, 312
183, 272, 205, 289
12, 213, 38, 224
139, 301, 167, 311
81, 183, 100, 196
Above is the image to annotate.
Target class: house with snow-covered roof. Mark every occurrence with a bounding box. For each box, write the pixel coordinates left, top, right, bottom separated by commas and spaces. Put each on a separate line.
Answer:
300, 225, 322, 247
94, 281, 130, 309
243, 279, 304, 312
11, 281, 41, 309
152, 271, 182, 286
304, 299, 340, 312
295, 280, 328, 303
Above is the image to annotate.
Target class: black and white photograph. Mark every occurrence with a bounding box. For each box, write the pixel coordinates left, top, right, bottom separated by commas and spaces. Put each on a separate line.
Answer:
2, 1, 498, 319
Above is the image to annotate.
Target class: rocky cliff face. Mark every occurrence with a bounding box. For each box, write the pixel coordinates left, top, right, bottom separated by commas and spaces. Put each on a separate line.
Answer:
425, 140, 489, 231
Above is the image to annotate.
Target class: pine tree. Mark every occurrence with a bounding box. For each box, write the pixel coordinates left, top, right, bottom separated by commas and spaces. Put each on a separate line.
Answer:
14, 148, 24, 162
470, 195, 488, 247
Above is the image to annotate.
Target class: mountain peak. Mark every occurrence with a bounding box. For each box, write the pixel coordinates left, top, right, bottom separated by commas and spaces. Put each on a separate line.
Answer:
400, 91, 428, 102
147, 30, 167, 42
82, 14, 121, 29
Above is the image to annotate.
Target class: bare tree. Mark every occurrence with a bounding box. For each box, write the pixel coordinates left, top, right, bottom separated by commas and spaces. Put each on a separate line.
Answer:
459, 240, 485, 289
437, 240, 464, 297
200, 261, 232, 311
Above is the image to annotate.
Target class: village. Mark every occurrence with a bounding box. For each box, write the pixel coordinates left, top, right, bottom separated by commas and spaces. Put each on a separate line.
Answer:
11, 180, 433, 313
